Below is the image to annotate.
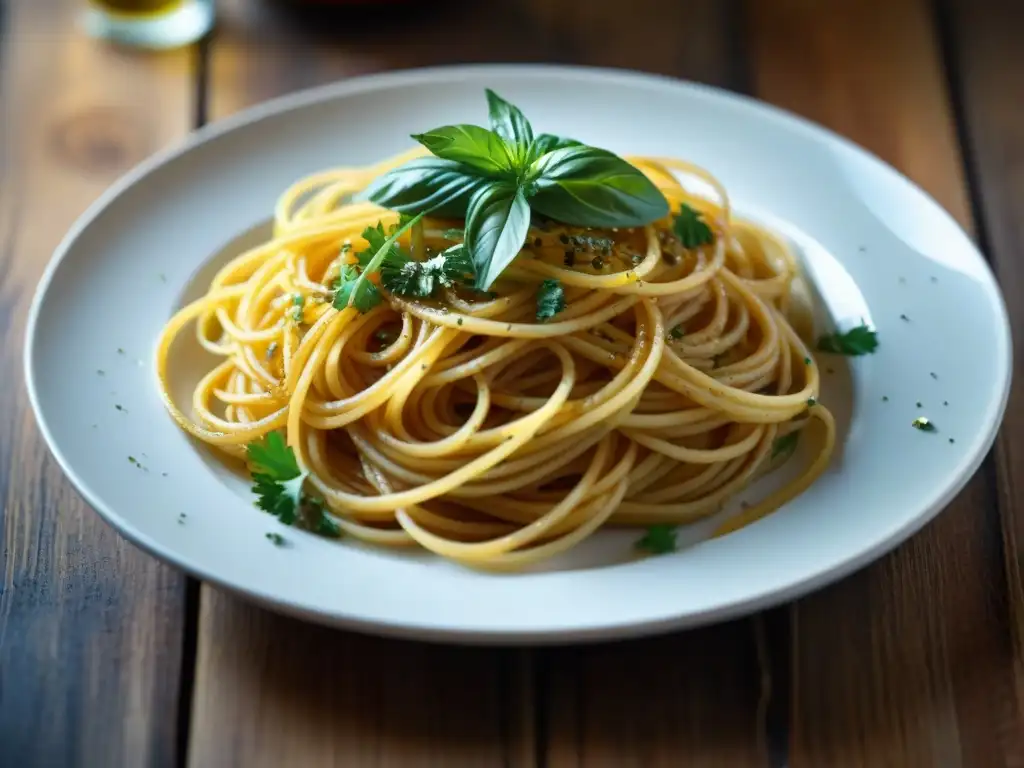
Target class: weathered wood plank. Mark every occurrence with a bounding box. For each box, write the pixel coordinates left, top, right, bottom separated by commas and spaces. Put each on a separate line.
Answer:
0, 1, 194, 765
748, 0, 1018, 764
940, 0, 1024, 751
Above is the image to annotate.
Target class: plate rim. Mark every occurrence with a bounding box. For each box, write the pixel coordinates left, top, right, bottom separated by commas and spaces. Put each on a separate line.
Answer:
24, 63, 1014, 645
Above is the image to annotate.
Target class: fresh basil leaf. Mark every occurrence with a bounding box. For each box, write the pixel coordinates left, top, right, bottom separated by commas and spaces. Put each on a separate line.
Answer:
411, 124, 515, 176
529, 146, 669, 228
485, 89, 534, 165
465, 183, 531, 290
529, 133, 582, 163
357, 157, 488, 217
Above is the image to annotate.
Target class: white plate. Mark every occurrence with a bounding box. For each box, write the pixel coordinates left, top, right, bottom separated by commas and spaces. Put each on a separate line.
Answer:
25, 65, 1012, 644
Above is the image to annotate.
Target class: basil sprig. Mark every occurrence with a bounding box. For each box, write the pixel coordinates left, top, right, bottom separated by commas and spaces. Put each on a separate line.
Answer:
357, 89, 669, 290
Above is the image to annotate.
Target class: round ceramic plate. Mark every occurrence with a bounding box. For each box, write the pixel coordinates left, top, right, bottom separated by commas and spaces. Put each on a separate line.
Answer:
25, 65, 1011, 644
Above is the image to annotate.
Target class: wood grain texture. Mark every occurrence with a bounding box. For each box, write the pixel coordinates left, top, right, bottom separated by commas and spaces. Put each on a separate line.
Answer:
0, 1, 193, 766
748, 0, 1019, 765
941, 0, 1024, 753
189, 601, 531, 767
544, 621, 768, 767
192, 2, 766, 766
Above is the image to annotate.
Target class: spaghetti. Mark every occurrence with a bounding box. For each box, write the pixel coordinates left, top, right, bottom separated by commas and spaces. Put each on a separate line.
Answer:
156, 147, 835, 568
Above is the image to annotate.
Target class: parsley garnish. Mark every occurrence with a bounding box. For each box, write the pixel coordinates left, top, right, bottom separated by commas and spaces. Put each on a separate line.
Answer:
911, 417, 936, 432
635, 524, 677, 555
673, 204, 714, 249
334, 263, 382, 312
247, 432, 342, 538
772, 432, 800, 460
265, 532, 286, 546
669, 325, 684, 340
816, 323, 878, 356
536, 279, 566, 321
380, 244, 475, 298
337, 220, 474, 308
334, 214, 427, 312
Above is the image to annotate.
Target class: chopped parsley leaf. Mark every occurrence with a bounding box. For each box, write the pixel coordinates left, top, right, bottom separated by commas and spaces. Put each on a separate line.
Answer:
265, 532, 286, 546
635, 524, 677, 555
380, 244, 475, 298
673, 204, 714, 249
669, 325, 684, 340
334, 263, 382, 312
912, 417, 936, 432
536, 279, 566, 321
247, 432, 342, 538
816, 323, 878, 356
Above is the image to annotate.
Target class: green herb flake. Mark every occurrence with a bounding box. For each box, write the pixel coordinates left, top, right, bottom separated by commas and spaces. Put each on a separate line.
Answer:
912, 417, 936, 432
807, 397, 817, 407
900, 314, 910, 322
916, 401, 923, 408
816, 323, 879, 356
97, 369, 105, 376
265, 532, 286, 546
669, 325, 684, 340
114, 404, 127, 412
882, 396, 889, 402
117, 348, 125, 355
536, 279, 566, 321
382, 243, 476, 298
247, 432, 343, 539
635, 524, 677, 555
772, 432, 800, 461
673, 204, 714, 249
804, 357, 812, 365
292, 293, 304, 306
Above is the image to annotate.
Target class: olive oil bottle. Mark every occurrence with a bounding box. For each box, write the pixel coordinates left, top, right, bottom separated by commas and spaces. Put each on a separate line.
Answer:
84, 0, 213, 49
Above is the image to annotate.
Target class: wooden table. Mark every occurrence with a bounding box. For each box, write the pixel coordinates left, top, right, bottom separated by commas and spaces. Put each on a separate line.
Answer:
2, 0, 1022, 765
